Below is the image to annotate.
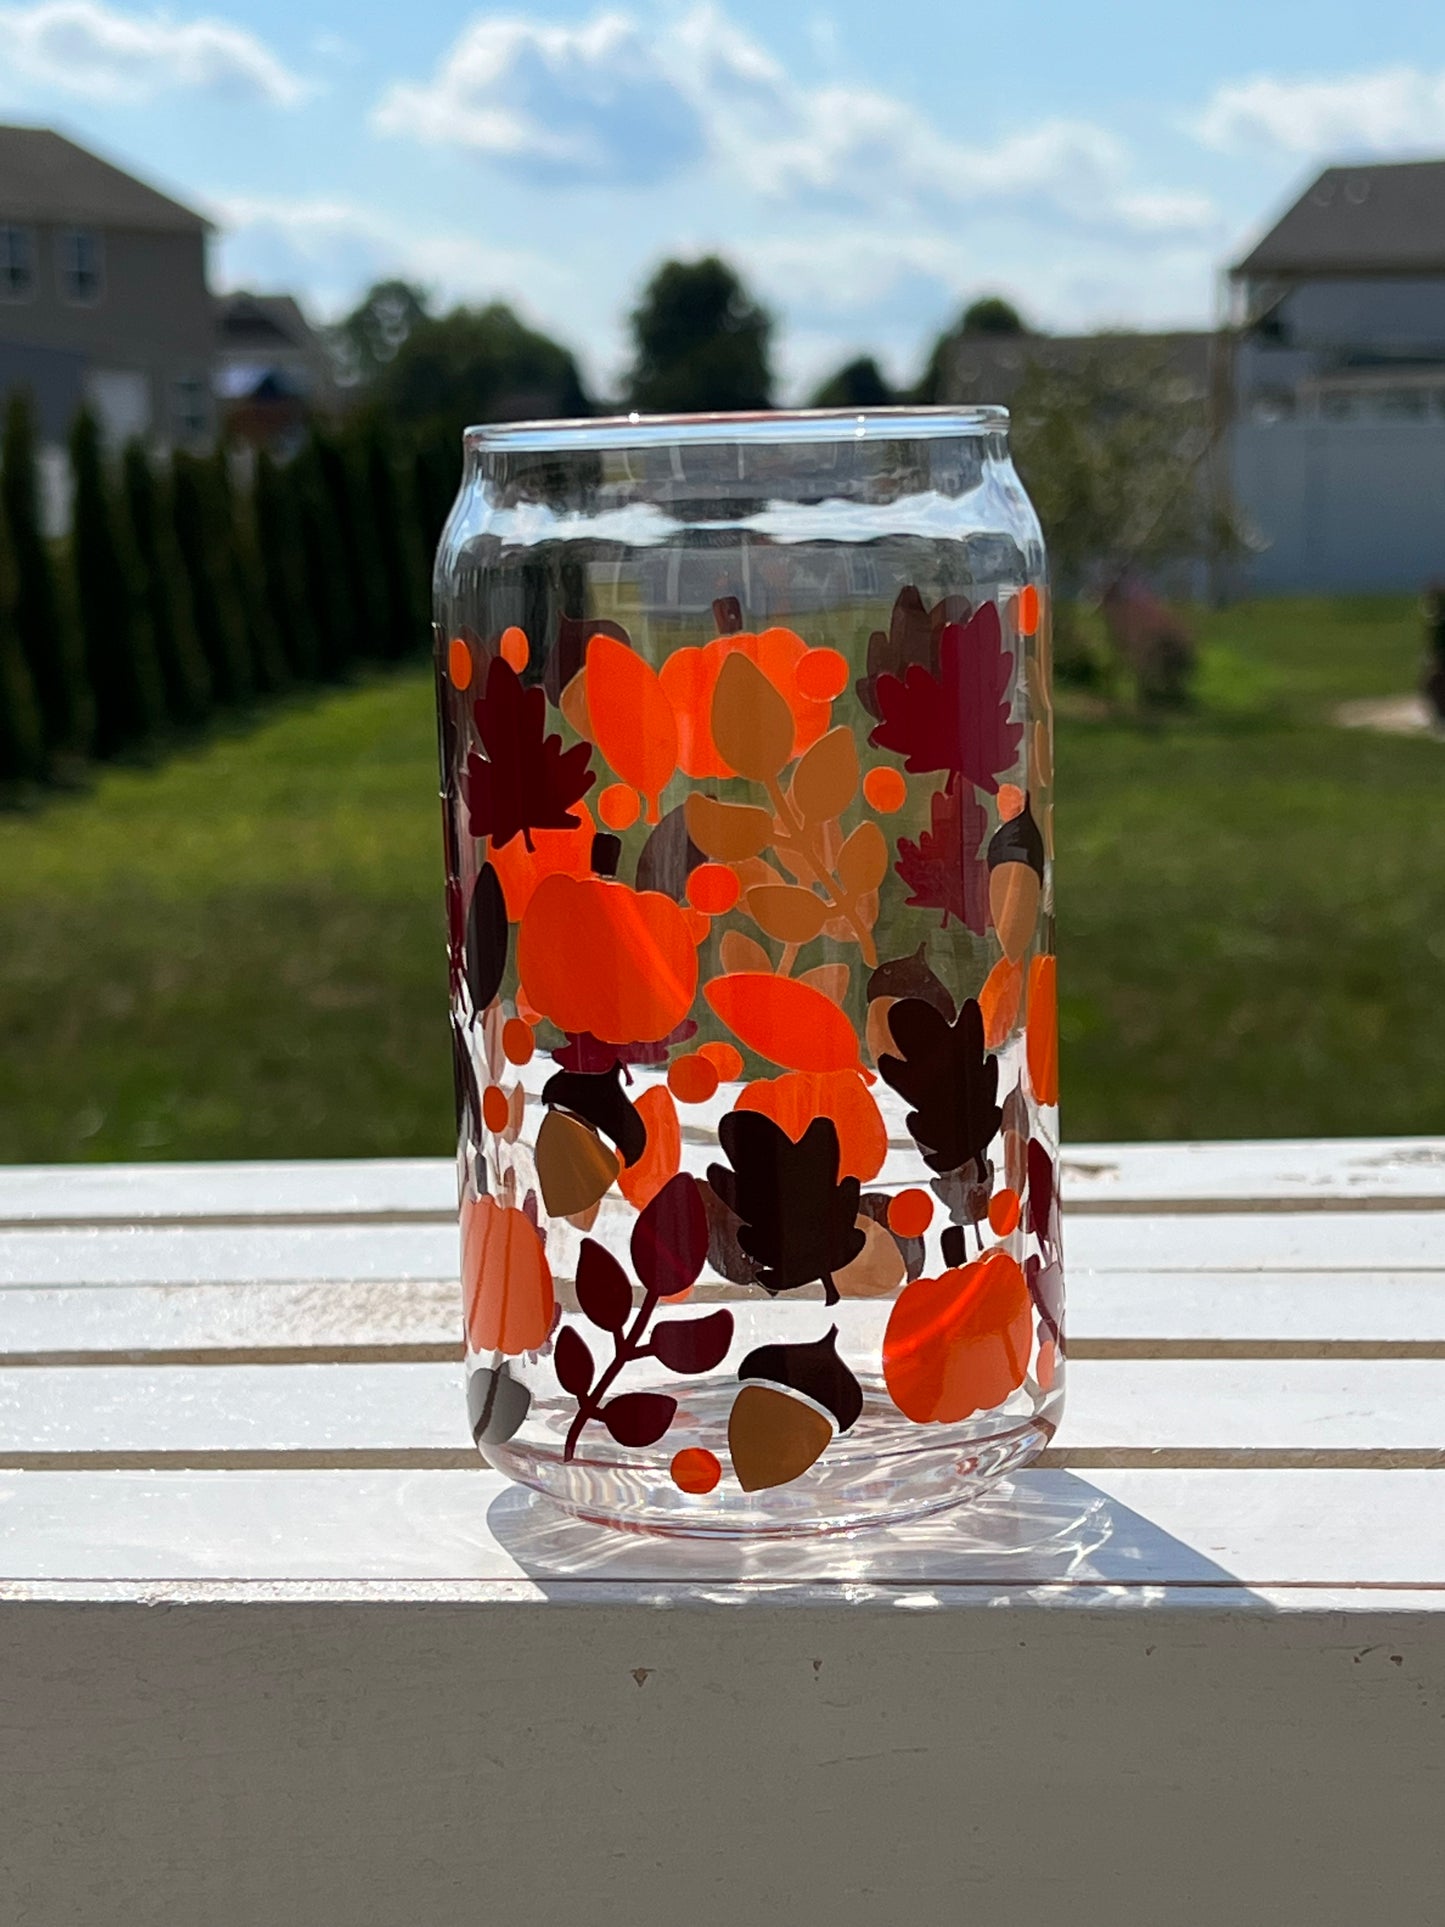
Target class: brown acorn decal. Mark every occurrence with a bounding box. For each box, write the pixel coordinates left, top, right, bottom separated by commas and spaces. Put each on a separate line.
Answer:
727, 1327, 863, 1492
986, 797, 1044, 964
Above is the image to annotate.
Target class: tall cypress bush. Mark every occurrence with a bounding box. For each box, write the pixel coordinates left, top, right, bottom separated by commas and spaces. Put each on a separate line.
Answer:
210, 446, 289, 696
359, 413, 426, 659
2, 391, 89, 757
172, 448, 253, 706
254, 448, 321, 682
122, 441, 211, 727
0, 488, 45, 784
315, 424, 384, 658
68, 409, 164, 758
293, 432, 358, 681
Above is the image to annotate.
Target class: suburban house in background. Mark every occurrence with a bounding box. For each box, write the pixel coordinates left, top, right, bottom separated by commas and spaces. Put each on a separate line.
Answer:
214, 291, 337, 453
1228, 159, 1445, 591
0, 126, 216, 457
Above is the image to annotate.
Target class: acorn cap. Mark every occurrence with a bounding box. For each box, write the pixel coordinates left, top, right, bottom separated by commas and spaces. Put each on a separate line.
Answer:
736, 1326, 863, 1434
865, 943, 955, 1019
986, 797, 1044, 878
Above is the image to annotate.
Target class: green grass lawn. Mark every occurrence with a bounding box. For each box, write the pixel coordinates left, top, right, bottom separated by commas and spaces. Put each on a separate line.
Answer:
1, 595, 1440, 1160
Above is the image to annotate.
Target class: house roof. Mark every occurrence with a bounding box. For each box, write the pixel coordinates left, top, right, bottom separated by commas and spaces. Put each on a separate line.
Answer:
940, 330, 1214, 407
1233, 159, 1445, 278
0, 125, 208, 233
216, 291, 316, 353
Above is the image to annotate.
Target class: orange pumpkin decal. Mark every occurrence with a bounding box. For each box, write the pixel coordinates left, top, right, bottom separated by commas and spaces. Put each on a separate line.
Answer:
659, 627, 832, 778
462, 1194, 555, 1356
517, 873, 698, 1045
616, 1085, 682, 1216
585, 633, 678, 824
883, 1247, 1032, 1423
489, 802, 595, 921
1027, 953, 1058, 1106
704, 972, 864, 1074
735, 1070, 887, 1182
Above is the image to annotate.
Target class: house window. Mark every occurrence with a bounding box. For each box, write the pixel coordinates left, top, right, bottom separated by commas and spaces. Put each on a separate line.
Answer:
175, 376, 208, 440
58, 229, 104, 304
0, 224, 34, 299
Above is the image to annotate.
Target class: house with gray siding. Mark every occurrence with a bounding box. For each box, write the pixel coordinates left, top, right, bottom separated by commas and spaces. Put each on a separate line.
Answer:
1228, 159, 1445, 591
0, 125, 215, 455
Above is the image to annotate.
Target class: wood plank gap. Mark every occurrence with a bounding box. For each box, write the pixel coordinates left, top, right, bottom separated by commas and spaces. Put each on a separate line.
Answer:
5, 1446, 1443, 1473
7, 1338, 1445, 1369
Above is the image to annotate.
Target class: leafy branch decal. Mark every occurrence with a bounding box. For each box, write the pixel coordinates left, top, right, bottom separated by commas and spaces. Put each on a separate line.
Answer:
560, 1171, 733, 1460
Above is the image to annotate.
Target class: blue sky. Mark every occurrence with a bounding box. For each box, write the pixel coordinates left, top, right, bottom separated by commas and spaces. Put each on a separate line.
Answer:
3, 0, 1445, 395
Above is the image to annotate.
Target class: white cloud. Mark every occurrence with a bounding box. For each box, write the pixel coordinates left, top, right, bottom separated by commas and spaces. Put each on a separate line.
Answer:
0, 0, 306, 105
373, 3, 1215, 240
1194, 66, 1445, 156
209, 192, 571, 320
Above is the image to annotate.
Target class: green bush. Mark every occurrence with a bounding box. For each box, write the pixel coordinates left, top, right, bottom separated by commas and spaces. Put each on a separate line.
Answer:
68, 410, 164, 758
122, 442, 211, 726
0, 493, 45, 784
2, 392, 88, 758
172, 448, 254, 706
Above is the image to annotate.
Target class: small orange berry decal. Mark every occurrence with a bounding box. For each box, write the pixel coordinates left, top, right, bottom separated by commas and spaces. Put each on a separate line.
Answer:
699, 1040, 744, 1082
987, 1187, 1022, 1236
862, 765, 907, 813
671, 1447, 722, 1493
598, 782, 641, 830
499, 625, 530, 671
887, 1188, 934, 1239
481, 1084, 510, 1133
795, 646, 849, 701
688, 863, 741, 915
502, 1018, 534, 1066
668, 1052, 720, 1104
447, 636, 473, 689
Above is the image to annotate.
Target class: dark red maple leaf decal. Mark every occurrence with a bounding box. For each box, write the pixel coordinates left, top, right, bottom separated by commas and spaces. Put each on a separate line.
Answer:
465, 657, 595, 851
868, 601, 1021, 793
894, 773, 989, 933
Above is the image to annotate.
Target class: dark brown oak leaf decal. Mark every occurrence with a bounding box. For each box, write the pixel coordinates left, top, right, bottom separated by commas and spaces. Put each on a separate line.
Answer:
877, 995, 1001, 1177
465, 656, 595, 851
706, 1111, 864, 1305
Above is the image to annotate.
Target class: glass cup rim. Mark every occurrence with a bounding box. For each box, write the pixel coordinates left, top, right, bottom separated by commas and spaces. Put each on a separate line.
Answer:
462, 404, 1010, 455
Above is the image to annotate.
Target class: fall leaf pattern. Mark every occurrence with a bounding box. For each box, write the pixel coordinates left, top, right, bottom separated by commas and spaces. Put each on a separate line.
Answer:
444, 585, 1059, 1500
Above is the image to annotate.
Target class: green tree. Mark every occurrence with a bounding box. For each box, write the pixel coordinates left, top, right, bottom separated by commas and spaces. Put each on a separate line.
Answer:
209, 446, 289, 695
1009, 339, 1237, 697
292, 433, 359, 681
357, 412, 426, 659
0, 487, 45, 784
68, 410, 164, 757
625, 257, 772, 413
172, 449, 254, 706
807, 356, 896, 409
122, 442, 211, 726
2, 391, 88, 756
309, 424, 387, 659
371, 303, 590, 441
328, 278, 432, 388
914, 294, 1030, 402
253, 448, 321, 682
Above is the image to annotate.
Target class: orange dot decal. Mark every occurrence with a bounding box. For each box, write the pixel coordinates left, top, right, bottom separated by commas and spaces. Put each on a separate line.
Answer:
598, 782, 640, 830
988, 1188, 1022, 1236
1018, 585, 1040, 636
795, 647, 849, 701
700, 1040, 744, 1082
671, 1447, 722, 1494
688, 863, 740, 915
482, 1084, 510, 1133
668, 1052, 720, 1104
863, 766, 907, 813
997, 783, 1025, 821
502, 1018, 534, 1067
888, 1188, 934, 1239
499, 625, 529, 671
447, 637, 473, 689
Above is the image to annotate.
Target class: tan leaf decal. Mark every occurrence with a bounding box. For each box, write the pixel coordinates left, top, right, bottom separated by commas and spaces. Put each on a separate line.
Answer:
711, 652, 795, 783
684, 792, 774, 862
720, 929, 774, 974
836, 821, 889, 896
798, 962, 849, 1005
747, 884, 831, 945
789, 726, 859, 826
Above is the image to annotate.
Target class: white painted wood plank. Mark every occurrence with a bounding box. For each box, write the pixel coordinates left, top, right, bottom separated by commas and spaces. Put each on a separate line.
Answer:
3, 1136, 1441, 1228
2, 1466, 1442, 1590
2, 1357, 1441, 1459
1, 1589, 1440, 1927
3, 1271, 1443, 1361
3, 1207, 1441, 1289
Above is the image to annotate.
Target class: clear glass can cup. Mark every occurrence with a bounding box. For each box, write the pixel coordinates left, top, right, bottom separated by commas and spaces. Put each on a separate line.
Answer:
434, 406, 1062, 1537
